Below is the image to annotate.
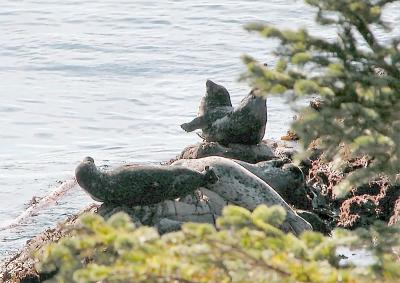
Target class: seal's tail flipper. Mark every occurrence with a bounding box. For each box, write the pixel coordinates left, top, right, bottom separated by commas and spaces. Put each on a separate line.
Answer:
282, 215, 313, 236
181, 122, 195, 132
180, 116, 205, 132
203, 166, 218, 185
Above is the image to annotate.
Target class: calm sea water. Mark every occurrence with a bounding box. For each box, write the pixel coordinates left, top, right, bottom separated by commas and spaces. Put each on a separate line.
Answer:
0, 0, 398, 259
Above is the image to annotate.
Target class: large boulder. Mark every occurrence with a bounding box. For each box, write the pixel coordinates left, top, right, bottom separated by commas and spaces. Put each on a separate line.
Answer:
179, 141, 275, 163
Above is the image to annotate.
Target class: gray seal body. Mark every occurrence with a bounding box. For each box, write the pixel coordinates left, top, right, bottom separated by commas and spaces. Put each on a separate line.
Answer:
181, 80, 233, 133
182, 82, 267, 145
172, 156, 312, 235
75, 157, 218, 206
205, 90, 267, 145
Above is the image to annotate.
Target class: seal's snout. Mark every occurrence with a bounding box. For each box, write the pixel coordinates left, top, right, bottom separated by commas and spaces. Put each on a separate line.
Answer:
206, 79, 215, 93
246, 91, 266, 105
206, 79, 215, 88
75, 157, 98, 192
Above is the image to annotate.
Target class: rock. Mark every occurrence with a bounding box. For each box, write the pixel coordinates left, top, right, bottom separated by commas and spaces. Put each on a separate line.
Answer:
270, 140, 299, 160
179, 141, 275, 163
97, 196, 218, 230
310, 97, 325, 111
75, 157, 218, 206
172, 156, 312, 235
155, 219, 184, 234
297, 210, 330, 234
234, 159, 312, 209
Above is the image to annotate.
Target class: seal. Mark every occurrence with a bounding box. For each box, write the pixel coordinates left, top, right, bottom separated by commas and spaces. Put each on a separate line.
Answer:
75, 157, 218, 206
181, 80, 233, 133
234, 159, 311, 209
172, 156, 312, 235
204, 89, 267, 145
182, 83, 267, 145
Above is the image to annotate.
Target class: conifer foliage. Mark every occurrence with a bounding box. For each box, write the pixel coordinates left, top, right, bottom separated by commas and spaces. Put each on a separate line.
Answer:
243, 0, 400, 192
37, 207, 400, 283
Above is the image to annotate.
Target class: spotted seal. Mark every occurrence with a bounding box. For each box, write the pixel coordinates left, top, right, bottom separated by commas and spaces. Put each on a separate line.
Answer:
233, 159, 311, 209
172, 156, 312, 235
182, 84, 267, 145
181, 79, 233, 133
204, 89, 267, 145
75, 157, 218, 206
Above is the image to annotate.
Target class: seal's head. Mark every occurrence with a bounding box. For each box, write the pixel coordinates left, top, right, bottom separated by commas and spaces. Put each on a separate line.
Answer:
239, 89, 267, 115
205, 80, 232, 107
75, 156, 97, 190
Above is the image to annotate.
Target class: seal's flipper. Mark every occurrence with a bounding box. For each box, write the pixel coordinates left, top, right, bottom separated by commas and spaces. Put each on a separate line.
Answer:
181, 116, 206, 132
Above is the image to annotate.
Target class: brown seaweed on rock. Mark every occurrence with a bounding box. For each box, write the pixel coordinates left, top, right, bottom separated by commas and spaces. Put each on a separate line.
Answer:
338, 179, 400, 228
303, 153, 400, 230
389, 198, 400, 225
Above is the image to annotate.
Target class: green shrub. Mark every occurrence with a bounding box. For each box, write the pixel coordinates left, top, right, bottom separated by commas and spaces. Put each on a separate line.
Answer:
37, 205, 400, 283
242, 0, 400, 194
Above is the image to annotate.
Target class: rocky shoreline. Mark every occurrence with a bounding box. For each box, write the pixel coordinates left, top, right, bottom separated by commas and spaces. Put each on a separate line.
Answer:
1, 80, 399, 282
0, 139, 303, 282
2, 136, 399, 282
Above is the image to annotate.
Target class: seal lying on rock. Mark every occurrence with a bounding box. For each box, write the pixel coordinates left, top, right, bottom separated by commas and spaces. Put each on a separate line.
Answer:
234, 159, 311, 209
181, 80, 233, 133
75, 157, 218, 206
172, 156, 312, 235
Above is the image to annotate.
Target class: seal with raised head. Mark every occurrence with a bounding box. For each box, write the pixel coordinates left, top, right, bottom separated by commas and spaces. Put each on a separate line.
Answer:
181, 80, 233, 133
204, 89, 267, 145
75, 157, 218, 206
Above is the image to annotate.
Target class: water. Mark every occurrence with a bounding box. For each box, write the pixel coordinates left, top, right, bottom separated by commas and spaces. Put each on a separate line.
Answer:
0, 0, 399, 260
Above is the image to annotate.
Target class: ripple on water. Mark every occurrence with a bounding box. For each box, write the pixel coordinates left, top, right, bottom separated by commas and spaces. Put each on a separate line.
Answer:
0, 104, 24, 113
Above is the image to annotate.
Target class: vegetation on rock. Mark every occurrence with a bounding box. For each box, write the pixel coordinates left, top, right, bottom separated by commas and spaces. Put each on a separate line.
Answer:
37, 206, 400, 283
